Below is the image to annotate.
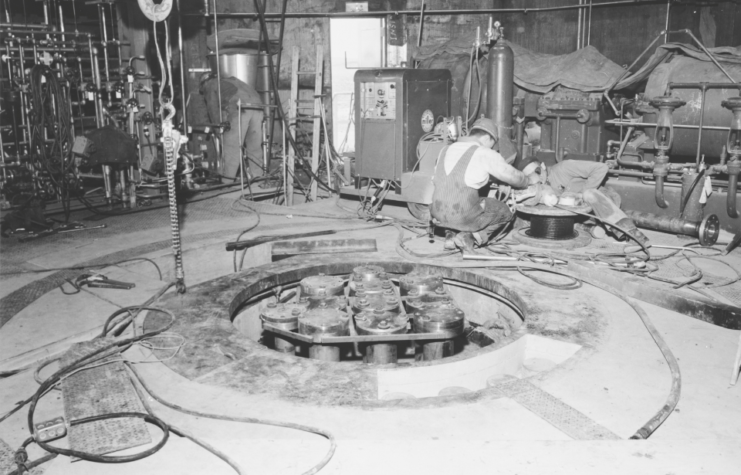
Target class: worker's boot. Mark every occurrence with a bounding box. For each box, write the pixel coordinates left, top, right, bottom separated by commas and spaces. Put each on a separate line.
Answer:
453, 232, 477, 254
443, 230, 457, 250
615, 218, 650, 248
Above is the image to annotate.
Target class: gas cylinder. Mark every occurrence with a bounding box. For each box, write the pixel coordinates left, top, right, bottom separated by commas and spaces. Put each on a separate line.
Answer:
486, 39, 514, 130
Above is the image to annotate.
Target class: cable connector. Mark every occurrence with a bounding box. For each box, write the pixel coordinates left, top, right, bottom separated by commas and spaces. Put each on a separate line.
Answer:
34, 416, 67, 443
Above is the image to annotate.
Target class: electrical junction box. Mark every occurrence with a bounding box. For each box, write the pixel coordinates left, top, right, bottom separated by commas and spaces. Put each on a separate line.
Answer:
354, 69, 451, 183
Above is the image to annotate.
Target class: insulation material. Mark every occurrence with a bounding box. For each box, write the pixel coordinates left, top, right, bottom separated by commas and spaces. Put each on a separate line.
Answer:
416, 37, 626, 94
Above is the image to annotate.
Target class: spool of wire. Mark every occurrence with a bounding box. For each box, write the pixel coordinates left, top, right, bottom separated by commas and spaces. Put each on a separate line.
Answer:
527, 215, 577, 240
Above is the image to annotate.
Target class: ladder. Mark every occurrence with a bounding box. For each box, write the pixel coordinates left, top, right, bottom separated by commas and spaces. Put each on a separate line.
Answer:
286, 43, 324, 205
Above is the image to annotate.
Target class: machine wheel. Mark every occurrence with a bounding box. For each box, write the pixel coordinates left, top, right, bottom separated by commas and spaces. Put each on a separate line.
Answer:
407, 202, 431, 222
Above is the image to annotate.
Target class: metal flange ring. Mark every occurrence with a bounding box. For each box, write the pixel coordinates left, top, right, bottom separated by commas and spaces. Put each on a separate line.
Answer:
698, 214, 720, 247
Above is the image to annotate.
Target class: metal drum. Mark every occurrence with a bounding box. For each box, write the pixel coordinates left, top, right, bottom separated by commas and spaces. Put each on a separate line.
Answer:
355, 309, 409, 364
298, 308, 350, 362
398, 271, 444, 296
260, 302, 307, 353
207, 51, 272, 106
299, 274, 345, 298
413, 303, 465, 361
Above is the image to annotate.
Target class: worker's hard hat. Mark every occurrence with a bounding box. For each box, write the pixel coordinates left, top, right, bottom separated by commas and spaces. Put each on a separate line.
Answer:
469, 118, 498, 140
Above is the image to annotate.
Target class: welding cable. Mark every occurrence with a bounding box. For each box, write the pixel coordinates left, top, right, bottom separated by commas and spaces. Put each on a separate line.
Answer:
0, 257, 162, 280
553, 204, 651, 260
516, 265, 582, 290
0, 304, 174, 423
127, 373, 244, 474
126, 363, 337, 475
35, 412, 170, 464
18, 308, 177, 464
393, 226, 681, 439
232, 210, 262, 273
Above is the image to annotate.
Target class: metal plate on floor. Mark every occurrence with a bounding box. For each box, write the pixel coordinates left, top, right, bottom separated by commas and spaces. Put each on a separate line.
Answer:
61, 339, 151, 457
490, 379, 619, 440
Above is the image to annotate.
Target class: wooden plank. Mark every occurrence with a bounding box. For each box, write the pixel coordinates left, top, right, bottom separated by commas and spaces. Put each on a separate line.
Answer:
287, 46, 299, 206
310, 44, 324, 201
225, 229, 337, 251
271, 238, 377, 261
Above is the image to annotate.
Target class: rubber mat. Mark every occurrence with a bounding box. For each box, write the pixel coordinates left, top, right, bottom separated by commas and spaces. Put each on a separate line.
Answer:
491, 378, 620, 440
60, 339, 151, 457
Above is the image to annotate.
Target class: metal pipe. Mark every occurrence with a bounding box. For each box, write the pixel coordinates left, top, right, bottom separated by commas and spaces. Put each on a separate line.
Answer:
175, 0, 188, 132
212, 0, 224, 178
668, 82, 741, 90
668, 29, 738, 84
655, 175, 668, 208
607, 119, 732, 132
663, 0, 670, 43
695, 85, 707, 166
625, 210, 720, 246
184, 0, 666, 18
728, 167, 739, 218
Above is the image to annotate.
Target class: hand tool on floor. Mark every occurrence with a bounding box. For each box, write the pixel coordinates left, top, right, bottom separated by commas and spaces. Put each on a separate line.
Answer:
723, 232, 741, 256
17, 223, 107, 242
74, 273, 136, 290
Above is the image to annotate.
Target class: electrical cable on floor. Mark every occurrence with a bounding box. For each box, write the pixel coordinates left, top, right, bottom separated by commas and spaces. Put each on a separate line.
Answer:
0, 257, 163, 279
126, 363, 336, 475
392, 222, 681, 440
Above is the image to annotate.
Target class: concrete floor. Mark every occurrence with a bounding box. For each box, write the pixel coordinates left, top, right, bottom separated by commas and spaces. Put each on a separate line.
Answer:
1, 190, 741, 474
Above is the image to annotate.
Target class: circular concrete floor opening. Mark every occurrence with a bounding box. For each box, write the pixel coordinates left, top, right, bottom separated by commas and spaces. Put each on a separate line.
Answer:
147, 257, 587, 404
231, 273, 525, 365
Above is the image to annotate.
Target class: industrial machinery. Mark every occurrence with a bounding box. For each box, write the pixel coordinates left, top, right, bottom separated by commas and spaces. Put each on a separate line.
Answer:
259, 266, 467, 364
353, 68, 452, 184
342, 19, 740, 239
0, 1, 166, 215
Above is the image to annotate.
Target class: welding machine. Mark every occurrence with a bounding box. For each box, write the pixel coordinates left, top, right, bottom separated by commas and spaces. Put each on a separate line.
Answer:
353, 69, 452, 188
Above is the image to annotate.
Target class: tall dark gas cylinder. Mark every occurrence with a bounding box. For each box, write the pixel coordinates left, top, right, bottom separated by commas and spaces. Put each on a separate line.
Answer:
486, 39, 514, 130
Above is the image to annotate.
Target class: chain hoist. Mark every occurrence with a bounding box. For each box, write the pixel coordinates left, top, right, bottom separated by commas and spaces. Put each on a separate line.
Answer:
139, 0, 187, 293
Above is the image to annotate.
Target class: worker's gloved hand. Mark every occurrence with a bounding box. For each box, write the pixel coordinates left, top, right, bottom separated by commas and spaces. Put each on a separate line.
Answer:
512, 185, 537, 203
527, 172, 541, 185
541, 190, 559, 207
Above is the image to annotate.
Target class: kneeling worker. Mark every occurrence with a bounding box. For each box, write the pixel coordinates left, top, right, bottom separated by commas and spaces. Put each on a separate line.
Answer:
431, 118, 539, 252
